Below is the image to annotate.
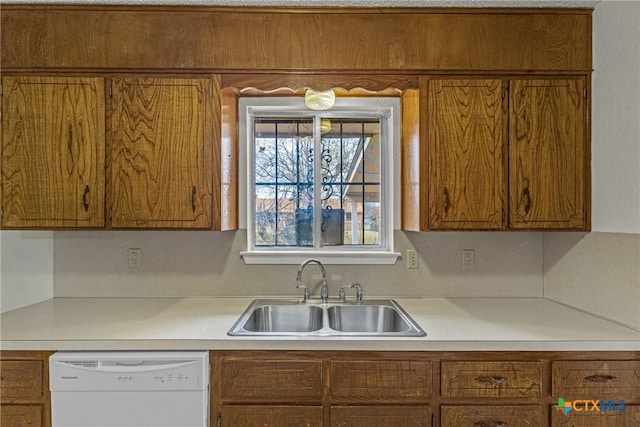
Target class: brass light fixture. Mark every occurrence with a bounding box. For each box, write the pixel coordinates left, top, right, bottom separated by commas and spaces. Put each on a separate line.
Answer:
305, 88, 336, 110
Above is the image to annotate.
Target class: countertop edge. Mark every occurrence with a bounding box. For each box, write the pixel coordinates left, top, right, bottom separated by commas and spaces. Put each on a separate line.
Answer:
2, 339, 639, 352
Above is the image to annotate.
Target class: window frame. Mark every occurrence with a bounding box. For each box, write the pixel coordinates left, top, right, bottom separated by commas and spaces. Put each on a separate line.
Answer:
239, 96, 401, 265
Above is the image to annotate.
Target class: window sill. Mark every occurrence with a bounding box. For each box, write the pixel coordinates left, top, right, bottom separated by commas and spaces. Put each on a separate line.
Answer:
240, 250, 401, 265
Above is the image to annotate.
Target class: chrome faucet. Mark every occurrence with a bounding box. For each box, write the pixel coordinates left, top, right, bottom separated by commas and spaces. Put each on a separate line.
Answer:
296, 259, 329, 303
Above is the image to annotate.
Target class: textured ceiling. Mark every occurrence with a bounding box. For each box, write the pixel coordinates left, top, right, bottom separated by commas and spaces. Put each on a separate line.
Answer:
1, 0, 599, 7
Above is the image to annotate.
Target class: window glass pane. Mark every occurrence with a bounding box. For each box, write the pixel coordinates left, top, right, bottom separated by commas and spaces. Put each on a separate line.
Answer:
321, 119, 381, 247
252, 114, 383, 249
254, 118, 314, 247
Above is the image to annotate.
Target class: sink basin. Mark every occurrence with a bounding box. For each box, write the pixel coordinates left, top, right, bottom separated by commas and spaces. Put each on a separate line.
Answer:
228, 299, 425, 337
327, 304, 412, 333
241, 304, 323, 333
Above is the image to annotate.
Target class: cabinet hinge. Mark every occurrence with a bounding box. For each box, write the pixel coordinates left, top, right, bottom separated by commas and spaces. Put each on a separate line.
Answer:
108, 83, 113, 97
501, 87, 506, 99
216, 414, 221, 427
583, 87, 587, 99
108, 208, 112, 220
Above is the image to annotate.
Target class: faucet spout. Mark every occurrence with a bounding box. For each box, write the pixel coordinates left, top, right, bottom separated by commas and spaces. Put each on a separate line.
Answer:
296, 258, 329, 303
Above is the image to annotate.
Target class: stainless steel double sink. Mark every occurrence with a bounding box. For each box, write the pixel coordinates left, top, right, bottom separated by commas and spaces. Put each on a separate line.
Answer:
228, 299, 426, 337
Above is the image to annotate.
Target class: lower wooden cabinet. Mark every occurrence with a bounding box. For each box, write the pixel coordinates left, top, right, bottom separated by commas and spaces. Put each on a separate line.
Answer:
331, 406, 432, 427
3, 350, 639, 427
0, 405, 43, 427
551, 406, 640, 426
330, 360, 432, 404
0, 352, 52, 427
441, 361, 542, 398
220, 405, 322, 427
213, 351, 640, 427
441, 405, 543, 426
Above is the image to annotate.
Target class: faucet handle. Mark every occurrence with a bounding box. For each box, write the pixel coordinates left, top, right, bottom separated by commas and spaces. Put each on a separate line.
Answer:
350, 283, 363, 303
338, 286, 347, 301
296, 284, 311, 302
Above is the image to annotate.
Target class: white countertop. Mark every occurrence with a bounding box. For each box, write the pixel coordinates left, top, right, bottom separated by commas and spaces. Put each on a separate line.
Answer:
1, 297, 638, 351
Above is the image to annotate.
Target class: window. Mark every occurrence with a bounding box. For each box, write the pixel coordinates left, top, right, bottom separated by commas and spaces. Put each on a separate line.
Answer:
239, 97, 400, 264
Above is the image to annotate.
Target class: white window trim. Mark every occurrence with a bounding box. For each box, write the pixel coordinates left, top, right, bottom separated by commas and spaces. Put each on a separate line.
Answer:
239, 96, 401, 265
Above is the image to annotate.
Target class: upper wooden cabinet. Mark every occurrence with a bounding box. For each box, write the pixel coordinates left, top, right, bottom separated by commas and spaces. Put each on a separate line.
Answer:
1, 76, 105, 228
509, 79, 587, 229
415, 76, 589, 231
427, 79, 506, 230
108, 77, 214, 229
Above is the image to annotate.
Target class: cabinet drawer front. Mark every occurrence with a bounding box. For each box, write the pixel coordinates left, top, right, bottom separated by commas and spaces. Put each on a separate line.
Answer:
551, 405, 640, 426
221, 405, 322, 427
221, 359, 322, 403
441, 361, 542, 398
0, 404, 43, 427
441, 405, 543, 427
330, 360, 432, 403
0, 361, 44, 401
553, 361, 640, 398
331, 406, 432, 427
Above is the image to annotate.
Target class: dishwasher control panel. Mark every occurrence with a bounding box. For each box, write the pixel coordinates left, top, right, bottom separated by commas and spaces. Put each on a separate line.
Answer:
50, 351, 209, 392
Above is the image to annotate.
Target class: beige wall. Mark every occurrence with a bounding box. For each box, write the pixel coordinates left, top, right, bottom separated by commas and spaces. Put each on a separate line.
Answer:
544, 232, 640, 329
53, 230, 544, 298
542, 1, 640, 330
0, 231, 54, 313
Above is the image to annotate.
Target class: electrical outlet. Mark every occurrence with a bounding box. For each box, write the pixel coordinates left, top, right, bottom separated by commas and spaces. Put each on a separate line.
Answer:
462, 249, 475, 270
406, 249, 419, 269
128, 248, 141, 269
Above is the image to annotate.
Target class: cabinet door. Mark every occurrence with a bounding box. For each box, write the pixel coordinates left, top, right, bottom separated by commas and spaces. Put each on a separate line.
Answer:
551, 405, 640, 426
330, 360, 432, 404
0, 405, 43, 427
442, 405, 543, 427
552, 361, 640, 399
428, 79, 506, 230
331, 406, 432, 427
220, 358, 323, 404
109, 77, 213, 229
0, 360, 44, 400
509, 78, 587, 229
441, 361, 542, 398
2, 76, 105, 228
220, 405, 322, 427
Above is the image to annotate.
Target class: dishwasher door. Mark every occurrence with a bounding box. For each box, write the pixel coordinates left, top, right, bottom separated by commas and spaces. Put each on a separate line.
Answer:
50, 351, 209, 427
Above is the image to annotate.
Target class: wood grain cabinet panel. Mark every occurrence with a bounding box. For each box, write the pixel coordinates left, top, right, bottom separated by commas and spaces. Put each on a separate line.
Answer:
0, 405, 43, 427
551, 405, 640, 426
220, 405, 322, 427
552, 361, 640, 399
441, 361, 542, 398
331, 406, 432, 427
220, 358, 323, 404
330, 360, 432, 404
427, 79, 506, 230
1, 76, 105, 228
0, 361, 44, 401
441, 405, 543, 427
109, 77, 214, 229
0, 352, 51, 427
508, 78, 587, 230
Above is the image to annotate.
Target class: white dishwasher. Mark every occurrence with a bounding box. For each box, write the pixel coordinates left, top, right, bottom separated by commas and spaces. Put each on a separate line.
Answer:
50, 351, 209, 427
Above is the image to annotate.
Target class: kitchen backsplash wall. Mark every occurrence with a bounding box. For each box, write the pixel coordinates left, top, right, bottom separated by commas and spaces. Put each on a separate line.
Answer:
0, 231, 54, 313
53, 230, 544, 298
543, 232, 640, 330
